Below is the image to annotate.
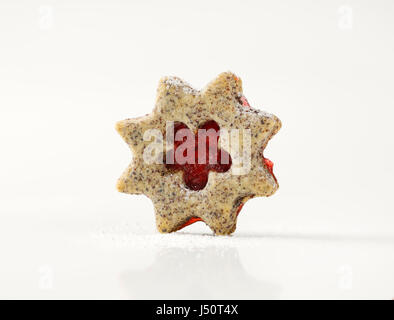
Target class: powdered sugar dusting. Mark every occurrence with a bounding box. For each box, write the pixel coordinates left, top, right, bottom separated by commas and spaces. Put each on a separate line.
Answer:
234, 102, 274, 120
164, 76, 198, 95
91, 222, 264, 249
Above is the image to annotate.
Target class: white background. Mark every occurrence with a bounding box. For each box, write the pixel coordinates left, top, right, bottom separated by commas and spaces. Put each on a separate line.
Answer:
0, 0, 393, 299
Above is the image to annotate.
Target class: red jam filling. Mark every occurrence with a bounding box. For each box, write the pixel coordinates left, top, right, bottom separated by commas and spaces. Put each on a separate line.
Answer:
263, 157, 276, 182
176, 216, 203, 231
236, 202, 245, 217
165, 120, 232, 191
239, 95, 250, 107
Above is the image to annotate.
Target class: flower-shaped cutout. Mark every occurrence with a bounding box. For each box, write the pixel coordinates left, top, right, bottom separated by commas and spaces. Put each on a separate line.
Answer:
164, 120, 232, 191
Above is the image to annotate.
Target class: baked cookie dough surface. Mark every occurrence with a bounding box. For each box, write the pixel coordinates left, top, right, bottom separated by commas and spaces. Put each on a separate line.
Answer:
116, 72, 281, 235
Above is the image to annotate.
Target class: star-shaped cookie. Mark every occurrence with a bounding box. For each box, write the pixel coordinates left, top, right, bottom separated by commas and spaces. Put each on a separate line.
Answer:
116, 72, 281, 235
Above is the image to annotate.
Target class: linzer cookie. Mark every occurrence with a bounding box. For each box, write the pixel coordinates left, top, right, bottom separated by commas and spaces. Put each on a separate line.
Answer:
116, 72, 281, 235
